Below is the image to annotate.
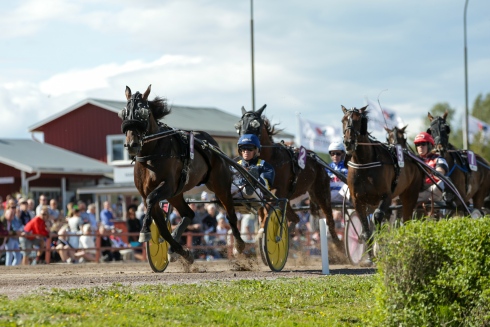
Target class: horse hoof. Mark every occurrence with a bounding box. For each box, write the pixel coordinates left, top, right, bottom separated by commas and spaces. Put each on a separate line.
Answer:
235, 239, 246, 254
184, 250, 194, 264
359, 258, 374, 268
138, 232, 151, 243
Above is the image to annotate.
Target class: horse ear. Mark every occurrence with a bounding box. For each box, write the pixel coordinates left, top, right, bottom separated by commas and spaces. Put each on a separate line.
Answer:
125, 86, 132, 100
359, 105, 368, 113
443, 110, 448, 120
401, 125, 408, 133
384, 126, 391, 133
341, 105, 348, 114
428, 112, 433, 121
241, 106, 247, 115
256, 104, 267, 117
143, 84, 152, 101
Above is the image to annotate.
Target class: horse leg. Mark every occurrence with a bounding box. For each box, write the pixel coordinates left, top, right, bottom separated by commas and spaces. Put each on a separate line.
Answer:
138, 181, 194, 263
373, 194, 391, 226
309, 179, 345, 253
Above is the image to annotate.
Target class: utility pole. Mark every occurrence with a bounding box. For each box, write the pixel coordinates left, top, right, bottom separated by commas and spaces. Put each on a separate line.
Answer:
250, 0, 256, 112
463, 0, 470, 149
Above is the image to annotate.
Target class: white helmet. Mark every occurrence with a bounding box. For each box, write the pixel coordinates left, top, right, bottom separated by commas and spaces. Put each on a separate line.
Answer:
328, 142, 345, 153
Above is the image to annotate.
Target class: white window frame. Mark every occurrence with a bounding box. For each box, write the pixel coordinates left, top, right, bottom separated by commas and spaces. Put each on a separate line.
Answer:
106, 135, 131, 165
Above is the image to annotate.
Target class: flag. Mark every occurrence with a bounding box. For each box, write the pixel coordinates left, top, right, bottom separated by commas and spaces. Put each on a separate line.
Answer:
468, 115, 490, 143
296, 116, 342, 153
365, 98, 405, 132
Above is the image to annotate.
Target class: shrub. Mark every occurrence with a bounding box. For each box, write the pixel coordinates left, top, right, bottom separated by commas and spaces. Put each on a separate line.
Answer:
368, 217, 490, 326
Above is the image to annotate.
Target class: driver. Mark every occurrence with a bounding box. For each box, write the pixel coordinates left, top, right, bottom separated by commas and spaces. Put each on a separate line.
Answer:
231, 134, 275, 199
327, 142, 350, 236
414, 132, 453, 203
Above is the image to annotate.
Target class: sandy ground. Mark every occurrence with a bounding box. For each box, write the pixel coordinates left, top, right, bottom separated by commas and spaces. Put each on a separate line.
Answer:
0, 253, 375, 299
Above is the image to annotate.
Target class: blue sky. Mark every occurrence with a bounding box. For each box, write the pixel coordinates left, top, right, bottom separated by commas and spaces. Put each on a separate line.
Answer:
0, 0, 489, 141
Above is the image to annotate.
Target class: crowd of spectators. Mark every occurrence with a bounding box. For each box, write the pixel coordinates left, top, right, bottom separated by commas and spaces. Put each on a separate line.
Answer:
0, 194, 138, 265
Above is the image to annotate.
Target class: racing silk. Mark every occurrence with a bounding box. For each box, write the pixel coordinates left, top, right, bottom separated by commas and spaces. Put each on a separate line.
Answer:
327, 161, 348, 191
236, 157, 275, 190
422, 153, 449, 185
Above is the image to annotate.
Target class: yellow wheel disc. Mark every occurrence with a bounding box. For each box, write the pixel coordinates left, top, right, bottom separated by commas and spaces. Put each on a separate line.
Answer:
147, 220, 171, 273
264, 208, 289, 272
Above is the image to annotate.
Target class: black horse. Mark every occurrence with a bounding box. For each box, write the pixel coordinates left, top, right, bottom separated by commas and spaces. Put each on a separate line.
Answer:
119, 85, 245, 263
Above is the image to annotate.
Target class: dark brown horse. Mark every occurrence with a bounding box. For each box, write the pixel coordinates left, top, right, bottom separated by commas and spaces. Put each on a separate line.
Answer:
120, 85, 245, 263
342, 106, 425, 256
235, 106, 344, 253
427, 112, 490, 213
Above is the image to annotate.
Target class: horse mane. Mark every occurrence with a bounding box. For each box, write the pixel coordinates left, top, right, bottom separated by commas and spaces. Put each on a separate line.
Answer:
149, 96, 170, 120
263, 117, 283, 138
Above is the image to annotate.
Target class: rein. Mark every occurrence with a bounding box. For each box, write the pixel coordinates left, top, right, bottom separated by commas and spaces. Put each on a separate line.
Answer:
407, 151, 470, 214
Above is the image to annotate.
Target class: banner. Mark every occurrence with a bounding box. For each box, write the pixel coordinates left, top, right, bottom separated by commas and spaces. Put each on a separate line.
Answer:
468, 115, 490, 143
296, 116, 342, 153
365, 98, 405, 131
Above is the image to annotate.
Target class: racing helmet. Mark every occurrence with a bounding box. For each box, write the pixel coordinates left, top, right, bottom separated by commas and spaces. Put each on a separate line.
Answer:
328, 142, 346, 153
237, 134, 261, 150
414, 132, 435, 146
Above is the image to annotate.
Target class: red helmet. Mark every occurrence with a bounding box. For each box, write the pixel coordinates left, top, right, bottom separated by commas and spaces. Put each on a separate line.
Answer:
414, 132, 435, 145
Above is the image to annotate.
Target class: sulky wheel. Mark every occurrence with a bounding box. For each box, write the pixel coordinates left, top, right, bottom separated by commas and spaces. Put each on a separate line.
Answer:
263, 207, 289, 272
344, 210, 368, 266
147, 218, 171, 273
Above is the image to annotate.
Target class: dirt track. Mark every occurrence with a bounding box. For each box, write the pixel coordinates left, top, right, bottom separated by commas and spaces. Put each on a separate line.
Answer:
0, 255, 375, 299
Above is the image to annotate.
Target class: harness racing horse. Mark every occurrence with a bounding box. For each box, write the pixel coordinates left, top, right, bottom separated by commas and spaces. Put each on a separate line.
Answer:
342, 106, 425, 257
427, 112, 490, 213
235, 106, 344, 253
120, 85, 245, 263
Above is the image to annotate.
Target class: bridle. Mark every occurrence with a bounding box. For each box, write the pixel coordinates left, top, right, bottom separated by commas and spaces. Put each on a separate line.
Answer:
342, 107, 368, 152
427, 116, 450, 151
234, 105, 266, 138
119, 92, 151, 149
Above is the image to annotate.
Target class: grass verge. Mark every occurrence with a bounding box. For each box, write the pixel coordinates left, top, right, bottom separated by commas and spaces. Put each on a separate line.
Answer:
0, 275, 375, 326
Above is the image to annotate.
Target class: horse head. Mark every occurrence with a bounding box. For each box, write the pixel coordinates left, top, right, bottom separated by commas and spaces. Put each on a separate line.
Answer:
341, 105, 368, 154
118, 85, 169, 157
385, 125, 408, 148
427, 111, 451, 154
234, 104, 267, 136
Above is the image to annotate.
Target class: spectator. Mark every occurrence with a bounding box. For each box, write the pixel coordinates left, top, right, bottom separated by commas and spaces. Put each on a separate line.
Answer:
100, 201, 115, 229
240, 213, 256, 242
202, 204, 218, 245
1, 208, 23, 266
294, 199, 311, 242
216, 216, 230, 245
74, 224, 96, 263
22, 205, 51, 265
35, 194, 48, 216
48, 199, 61, 221
86, 204, 98, 230
67, 205, 83, 249
18, 198, 31, 226
26, 198, 36, 219
77, 201, 90, 225
99, 225, 122, 262
65, 202, 74, 218
127, 196, 140, 213
55, 225, 76, 263
126, 207, 144, 261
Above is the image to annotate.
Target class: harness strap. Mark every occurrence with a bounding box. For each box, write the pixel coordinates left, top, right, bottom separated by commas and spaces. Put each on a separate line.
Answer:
347, 161, 382, 169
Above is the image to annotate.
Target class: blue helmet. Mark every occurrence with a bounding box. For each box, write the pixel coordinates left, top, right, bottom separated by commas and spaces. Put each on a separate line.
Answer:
237, 134, 261, 150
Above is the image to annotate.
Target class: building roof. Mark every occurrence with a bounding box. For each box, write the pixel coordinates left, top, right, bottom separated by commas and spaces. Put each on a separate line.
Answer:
28, 98, 294, 139
0, 139, 113, 175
